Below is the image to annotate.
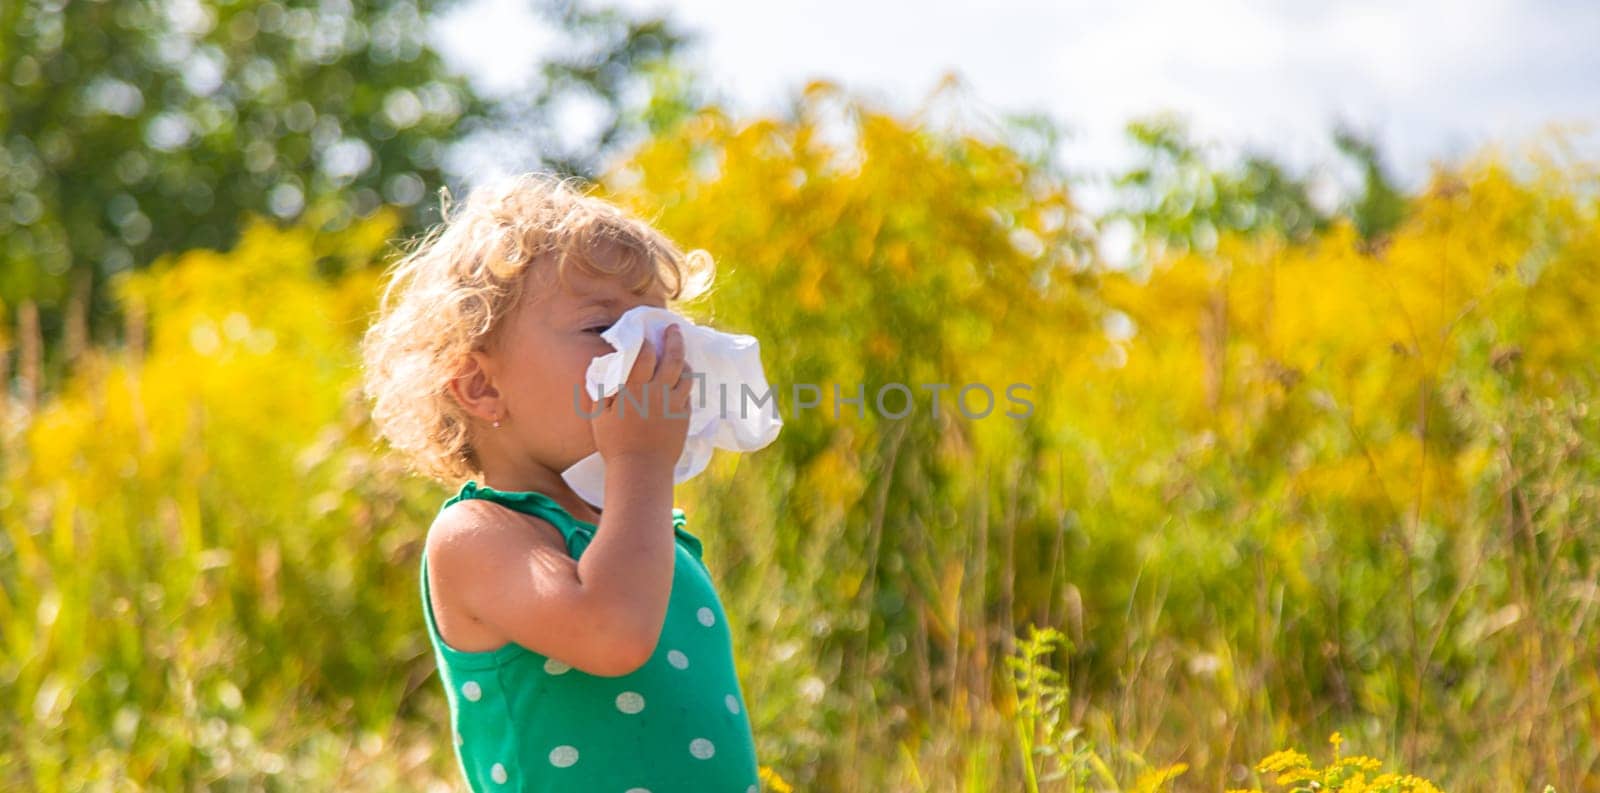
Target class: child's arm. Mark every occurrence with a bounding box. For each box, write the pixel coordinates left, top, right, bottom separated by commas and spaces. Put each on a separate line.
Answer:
426, 458, 675, 678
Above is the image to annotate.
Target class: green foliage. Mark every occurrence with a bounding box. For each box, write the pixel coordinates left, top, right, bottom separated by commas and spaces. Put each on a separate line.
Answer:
1333, 125, 1410, 244
1004, 625, 1096, 793
501, 0, 711, 177
0, 0, 706, 397
0, 0, 485, 332
1110, 113, 1334, 259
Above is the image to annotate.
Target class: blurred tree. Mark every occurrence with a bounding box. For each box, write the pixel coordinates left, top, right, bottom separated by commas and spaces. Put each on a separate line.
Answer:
0, 0, 483, 359
482, 0, 712, 179
1333, 122, 1409, 246
0, 0, 705, 392
1107, 113, 1418, 267
1108, 113, 1333, 264
998, 109, 1074, 184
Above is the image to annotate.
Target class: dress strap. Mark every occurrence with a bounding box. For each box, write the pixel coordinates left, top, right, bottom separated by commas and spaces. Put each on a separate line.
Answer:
442, 479, 704, 562
443, 479, 595, 544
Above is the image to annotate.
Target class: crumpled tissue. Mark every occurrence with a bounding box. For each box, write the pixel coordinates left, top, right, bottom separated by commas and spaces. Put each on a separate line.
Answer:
560, 305, 783, 507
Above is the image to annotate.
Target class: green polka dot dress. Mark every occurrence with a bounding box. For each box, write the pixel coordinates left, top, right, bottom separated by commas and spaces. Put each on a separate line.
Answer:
421, 480, 762, 792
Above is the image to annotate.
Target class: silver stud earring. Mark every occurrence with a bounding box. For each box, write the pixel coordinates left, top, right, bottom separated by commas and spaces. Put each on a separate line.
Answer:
492, 416, 501, 428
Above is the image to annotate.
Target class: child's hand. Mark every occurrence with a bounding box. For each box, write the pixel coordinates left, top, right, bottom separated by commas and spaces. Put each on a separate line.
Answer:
588, 323, 692, 467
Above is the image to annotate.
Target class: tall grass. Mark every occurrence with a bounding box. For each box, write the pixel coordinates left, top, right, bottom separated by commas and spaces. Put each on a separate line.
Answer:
2, 91, 1596, 791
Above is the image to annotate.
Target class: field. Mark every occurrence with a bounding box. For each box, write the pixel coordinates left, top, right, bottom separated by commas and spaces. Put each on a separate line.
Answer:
3, 89, 1597, 791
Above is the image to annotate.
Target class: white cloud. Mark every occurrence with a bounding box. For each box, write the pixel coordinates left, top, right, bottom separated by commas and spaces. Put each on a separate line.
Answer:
435, 0, 1600, 211
430, 0, 554, 98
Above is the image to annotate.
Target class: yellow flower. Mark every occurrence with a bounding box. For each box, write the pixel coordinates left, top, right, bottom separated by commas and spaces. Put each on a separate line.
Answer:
1134, 762, 1189, 791
1256, 749, 1311, 774
1399, 775, 1444, 793
1274, 767, 1319, 786
1337, 755, 1385, 773
759, 765, 794, 793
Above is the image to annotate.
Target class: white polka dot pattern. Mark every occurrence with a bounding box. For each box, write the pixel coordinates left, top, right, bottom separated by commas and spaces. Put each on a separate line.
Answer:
697, 606, 715, 626
725, 693, 740, 714
490, 763, 507, 784
544, 658, 571, 675
667, 650, 688, 669
747, 786, 758, 793
461, 681, 481, 702
549, 745, 579, 767
625, 788, 652, 793
689, 738, 715, 759
615, 691, 645, 714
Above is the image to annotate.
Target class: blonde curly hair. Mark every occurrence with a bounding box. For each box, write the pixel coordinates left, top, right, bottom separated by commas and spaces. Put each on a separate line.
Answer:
359, 171, 715, 484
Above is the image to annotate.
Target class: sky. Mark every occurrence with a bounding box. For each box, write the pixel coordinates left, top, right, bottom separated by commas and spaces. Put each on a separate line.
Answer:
431, 0, 1600, 217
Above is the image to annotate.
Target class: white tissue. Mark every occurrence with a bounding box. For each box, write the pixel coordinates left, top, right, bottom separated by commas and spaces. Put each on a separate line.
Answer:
560, 305, 783, 508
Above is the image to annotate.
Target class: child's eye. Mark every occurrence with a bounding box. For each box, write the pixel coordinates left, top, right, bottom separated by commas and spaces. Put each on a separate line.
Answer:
585, 325, 610, 334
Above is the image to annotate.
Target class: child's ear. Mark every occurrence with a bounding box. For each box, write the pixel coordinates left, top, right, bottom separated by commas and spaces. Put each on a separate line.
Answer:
447, 351, 503, 423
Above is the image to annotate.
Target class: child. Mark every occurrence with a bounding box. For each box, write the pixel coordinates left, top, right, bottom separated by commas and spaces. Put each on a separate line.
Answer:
360, 172, 761, 792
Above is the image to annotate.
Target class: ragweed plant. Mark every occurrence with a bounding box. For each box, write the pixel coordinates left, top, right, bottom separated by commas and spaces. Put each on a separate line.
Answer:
1229, 732, 1447, 793
1004, 624, 1087, 792
1002, 623, 1190, 793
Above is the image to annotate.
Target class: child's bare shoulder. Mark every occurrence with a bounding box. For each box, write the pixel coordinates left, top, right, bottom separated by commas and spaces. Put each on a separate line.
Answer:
426, 497, 569, 575
424, 497, 587, 654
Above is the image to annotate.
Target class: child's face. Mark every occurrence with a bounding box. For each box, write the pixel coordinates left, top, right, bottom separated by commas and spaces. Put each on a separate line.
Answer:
470, 257, 668, 474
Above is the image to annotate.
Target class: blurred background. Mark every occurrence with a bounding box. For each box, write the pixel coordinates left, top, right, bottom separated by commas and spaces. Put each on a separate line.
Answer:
2, 0, 1597, 790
